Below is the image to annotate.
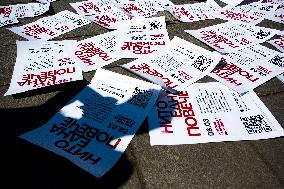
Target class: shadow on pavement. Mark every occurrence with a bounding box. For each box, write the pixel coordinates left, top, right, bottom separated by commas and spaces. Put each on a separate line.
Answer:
1, 78, 157, 188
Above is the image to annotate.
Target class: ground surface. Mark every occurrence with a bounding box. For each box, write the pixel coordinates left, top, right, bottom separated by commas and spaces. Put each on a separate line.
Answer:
0, 0, 284, 188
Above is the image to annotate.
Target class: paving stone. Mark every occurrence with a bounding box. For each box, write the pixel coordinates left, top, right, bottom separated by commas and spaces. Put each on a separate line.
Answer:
254, 78, 284, 97
247, 92, 284, 185
167, 19, 226, 51
0, 45, 17, 86
1, 1, 284, 189
130, 126, 283, 188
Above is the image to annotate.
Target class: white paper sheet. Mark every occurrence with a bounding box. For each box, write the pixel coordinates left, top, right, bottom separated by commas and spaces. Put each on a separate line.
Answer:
268, 32, 284, 52
209, 44, 284, 94
168, 2, 221, 22
5, 40, 83, 96
73, 30, 121, 72
154, 0, 174, 11
116, 16, 170, 58
120, 0, 164, 18
0, 5, 18, 27
19, 68, 161, 177
0, 2, 50, 27
122, 36, 221, 91
261, 0, 284, 5
219, 0, 244, 6
220, 2, 278, 25
70, 0, 106, 16
149, 82, 284, 145
70, 1, 131, 29
8, 10, 91, 40
185, 21, 280, 53
277, 72, 284, 82
37, 0, 57, 3
14, 3, 50, 18
265, 4, 284, 24
86, 4, 131, 29
217, 2, 278, 25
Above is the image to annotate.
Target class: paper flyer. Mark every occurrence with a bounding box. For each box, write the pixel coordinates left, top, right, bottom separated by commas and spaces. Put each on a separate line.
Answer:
122, 36, 221, 91
148, 82, 284, 145
0, 2, 50, 27
185, 21, 280, 53
277, 72, 284, 83
86, 4, 131, 29
219, 0, 245, 6
120, 0, 164, 18
261, 0, 284, 5
117, 16, 170, 58
8, 10, 91, 40
14, 3, 50, 18
0, 5, 18, 27
20, 68, 161, 177
266, 4, 284, 24
70, 0, 111, 16
224, 1, 279, 24
5, 40, 83, 95
154, 0, 174, 11
209, 44, 284, 94
268, 32, 284, 52
168, 2, 220, 22
217, 2, 279, 25
73, 30, 121, 72
37, 0, 57, 3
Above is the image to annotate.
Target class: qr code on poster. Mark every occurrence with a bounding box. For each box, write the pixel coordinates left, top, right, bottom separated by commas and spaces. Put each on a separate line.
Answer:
191, 55, 213, 72
127, 87, 153, 109
240, 115, 273, 134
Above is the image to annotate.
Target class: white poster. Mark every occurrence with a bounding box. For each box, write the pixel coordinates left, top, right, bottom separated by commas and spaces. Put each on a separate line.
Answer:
86, 4, 131, 29
73, 30, 121, 72
149, 82, 284, 145
209, 44, 284, 94
185, 21, 280, 53
8, 10, 91, 40
14, 3, 50, 18
70, 0, 105, 16
217, 2, 278, 25
168, 2, 221, 22
268, 32, 284, 52
20, 68, 161, 177
120, 0, 164, 18
117, 16, 170, 58
0, 2, 50, 27
261, 0, 284, 5
5, 40, 83, 96
277, 72, 284, 83
0, 5, 18, 27
219, 0, 244, 6
122, 36, 221, 91
266, 5, 284, 24
37, 0, 57, 3
154, 0, 174, 11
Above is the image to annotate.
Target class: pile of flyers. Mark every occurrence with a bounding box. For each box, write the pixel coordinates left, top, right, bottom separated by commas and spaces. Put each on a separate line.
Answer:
1, 0, 284, 178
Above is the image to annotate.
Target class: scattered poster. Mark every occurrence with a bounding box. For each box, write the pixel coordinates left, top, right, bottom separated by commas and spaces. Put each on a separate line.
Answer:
5, 40, 83, 95
219, 0, 245, 6
20, 68, 161, 177
185, 21, 280, 53
73, 30, 121, 72
0, 3, 50, 27
149, 82, 284, 145
209, 44, 284, 94
168, 1, 220, 22
122, 36, 221, 91
8, 10, 91, 40
268, 32, 284, 52
117, 16, 170, 58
